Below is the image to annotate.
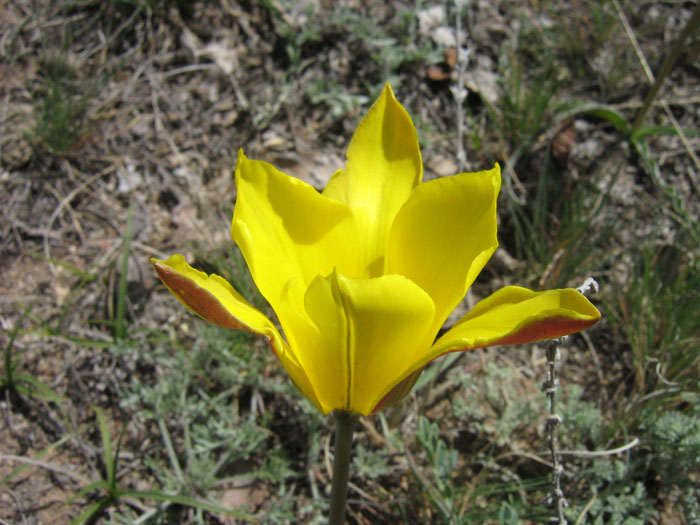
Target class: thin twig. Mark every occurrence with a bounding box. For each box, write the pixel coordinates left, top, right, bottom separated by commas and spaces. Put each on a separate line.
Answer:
613, 0, 700, 191
629, 1, 700, 133
555, 438, 640, 459
0, 454, 90, 485
451, 0, 470, 172
542, 338, 568, 524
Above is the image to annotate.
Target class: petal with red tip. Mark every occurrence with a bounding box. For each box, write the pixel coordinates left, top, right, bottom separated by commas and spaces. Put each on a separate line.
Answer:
151, 254, 322, 411
418, 286, 601, 371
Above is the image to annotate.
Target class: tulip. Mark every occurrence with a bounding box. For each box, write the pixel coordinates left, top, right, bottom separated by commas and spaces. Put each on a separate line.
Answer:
152, 83, 599, 416
152, 84, 599, 523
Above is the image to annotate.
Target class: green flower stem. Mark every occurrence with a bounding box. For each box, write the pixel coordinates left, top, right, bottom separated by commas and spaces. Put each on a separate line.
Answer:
328, 411, 357, 525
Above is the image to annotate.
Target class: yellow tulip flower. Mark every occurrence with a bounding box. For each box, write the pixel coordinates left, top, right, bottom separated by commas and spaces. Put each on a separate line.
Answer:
152, 84, 600, 416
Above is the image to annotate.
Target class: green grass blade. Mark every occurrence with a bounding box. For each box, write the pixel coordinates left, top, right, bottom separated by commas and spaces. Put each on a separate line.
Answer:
556, 101, 631, 135
631, 125, 700, 141
69, 497, 110, 525
3, 305, 33, 386
15, 374, 65, 406
67, 479, 110, 505
93, 405, 115, 488
157, 415, 185, 485
112, 417, 128, 493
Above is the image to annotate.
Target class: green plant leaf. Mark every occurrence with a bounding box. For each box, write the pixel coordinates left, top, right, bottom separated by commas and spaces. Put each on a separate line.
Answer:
631, 125, 700, 141
68, 479, 111, 505
557, 101, 630, 134
69, 497, 111, 525
93, 405, 116, 489
15, 374, 65, 406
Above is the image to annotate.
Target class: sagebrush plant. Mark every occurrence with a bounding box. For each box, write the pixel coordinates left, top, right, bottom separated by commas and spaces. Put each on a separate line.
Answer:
306, 78, 370, 120
555, 385, 657, 524
558, 384, 604, 448
110, 327, 304, 522
413, 416, 459, 520
353, 443, 392, 481
642, 394, 700, 522
565, 457, 657, 524
409, 358, 553, 522
68, 404, 253, 524
33, 51, 89, 155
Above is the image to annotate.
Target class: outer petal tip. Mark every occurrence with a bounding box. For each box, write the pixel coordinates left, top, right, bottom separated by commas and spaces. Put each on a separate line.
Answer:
152, 255, 325, 413
492, 292, 600, 347
151, 255, 246, 330
380, 82, 397, 103
429, 286, 600, 361
472, 286, 601, 347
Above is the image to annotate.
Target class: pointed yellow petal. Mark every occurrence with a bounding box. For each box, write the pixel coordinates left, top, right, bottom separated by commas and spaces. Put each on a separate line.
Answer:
299, 270, 435, 415
323, 84, 422, 277
152, 254, 269, 333
369, 286, 599, 414
151, 254, 322, 411
426, 286, 601, 365
232, 150, 357, 323
386, 164, 501, 336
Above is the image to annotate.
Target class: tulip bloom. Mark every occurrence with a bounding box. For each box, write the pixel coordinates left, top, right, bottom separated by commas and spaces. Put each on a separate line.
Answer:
152, 84, 599, 416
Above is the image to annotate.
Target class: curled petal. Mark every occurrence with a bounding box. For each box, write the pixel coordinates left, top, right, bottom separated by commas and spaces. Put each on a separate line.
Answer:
151, 254, 322, 411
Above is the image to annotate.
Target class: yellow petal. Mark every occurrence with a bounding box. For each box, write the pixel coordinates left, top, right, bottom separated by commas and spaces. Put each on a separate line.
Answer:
323, 84, 422, 277
369, 286, 599, 413
232, 150, 357, 326
426, 286, 601, 366
151, 254, 322, 411
386, 164, 501, 336
298, 269, 435, 415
